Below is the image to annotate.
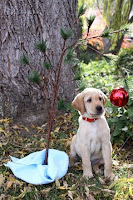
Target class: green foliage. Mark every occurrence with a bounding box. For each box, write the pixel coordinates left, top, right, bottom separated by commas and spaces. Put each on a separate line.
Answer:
108, 94, 133, 144
42, 61, 51, 70
77, 48, 133, 144
107, 47, 133, 143
77, 79, 87, 92
35, 40, 46, 53
65, 48, 75, 63
79, 44, 101, 64
117, 47, 133, 73
74, 70, 82, 80
78, 0, 90, 8
100, 29, 112, 38
60, 28, 73, 40
110, 178, 133, 200
65, 48, 80, 66
58, 99, 72, 111
119, 23, 131, 35
79, 59, 116, 90
27, 71, 40, 85
86, 15, 96, 29
20, 54, 30, 65
78, 3, 87, 17
104, 53, 119, 66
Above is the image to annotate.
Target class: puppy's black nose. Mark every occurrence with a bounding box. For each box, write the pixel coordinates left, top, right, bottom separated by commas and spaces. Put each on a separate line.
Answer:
96, 106, 102, 112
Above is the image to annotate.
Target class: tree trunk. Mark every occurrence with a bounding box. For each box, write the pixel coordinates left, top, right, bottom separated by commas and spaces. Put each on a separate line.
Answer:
102, 0, 131, 54
0, 0, 80, 123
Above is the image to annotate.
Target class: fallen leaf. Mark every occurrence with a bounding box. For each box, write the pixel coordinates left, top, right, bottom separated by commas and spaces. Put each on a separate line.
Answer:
6, 177, 23, 191
99, 177, 106, 185
85, 185, 90, 197
54, 127, 60, 133
85, 186, 95, 200
31, 124, 36, 129
128, 164, 133, 169
63, 181, 68, 189
0, 118, 11, 124
12, 187, 27, 199
0, 174, 5, 187
55, 176, 60, 188
102, 189, 115, 194
41, 187, 51, 196
0, 194, 6, 200
113, 160, 119, 166
6, 181, 13, 190
0, 127, 6, 135
12, 125, 22, 130
24, 127, 29, 133
129, 183, 133, 197
68, 190, 73, 200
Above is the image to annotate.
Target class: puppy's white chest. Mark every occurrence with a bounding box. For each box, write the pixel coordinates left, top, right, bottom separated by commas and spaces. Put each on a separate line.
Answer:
88, 125, 101, 155
90, 132, 101, 155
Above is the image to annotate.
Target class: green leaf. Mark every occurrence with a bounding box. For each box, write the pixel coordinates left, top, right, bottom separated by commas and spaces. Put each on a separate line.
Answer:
119, 23, 130, 34
110, 117, 119, 123
65, 48, 73, 59
58, 99, 71, 111
78, 4, 86, 17
35, 40, 46, 53
65, 48, 77, 63
28, 71, 40, 85
74, 71, 82, 80
60, 29, 72, 40
86, 15, 96, 28
78, 80, 87, 91
59, 132, 67, 139
100, 29, 112, 38
20, 54, 30, 65
112, 128, 121, 136
58, 99, 66, 110
127, 107, 133, 117
43, 62, 51, 70
104, 53, 118, 65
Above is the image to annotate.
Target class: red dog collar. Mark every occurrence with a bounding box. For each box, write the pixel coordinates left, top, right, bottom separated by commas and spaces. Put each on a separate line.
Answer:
82, 117, 98, 122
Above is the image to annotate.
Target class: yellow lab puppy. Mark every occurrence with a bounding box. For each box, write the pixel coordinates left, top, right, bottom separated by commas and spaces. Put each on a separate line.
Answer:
70, 88, 115, 180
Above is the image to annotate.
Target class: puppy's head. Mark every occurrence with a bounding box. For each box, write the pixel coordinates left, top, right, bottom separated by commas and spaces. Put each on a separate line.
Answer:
72, 88, 107, 117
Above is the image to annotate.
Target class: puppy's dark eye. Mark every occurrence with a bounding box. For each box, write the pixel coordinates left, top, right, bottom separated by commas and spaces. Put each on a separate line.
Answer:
87, 98, 92, 103
99, 97, 102, 101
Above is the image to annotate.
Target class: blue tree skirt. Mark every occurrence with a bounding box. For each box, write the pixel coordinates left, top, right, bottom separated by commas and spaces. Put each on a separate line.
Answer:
4, 149, 69, 185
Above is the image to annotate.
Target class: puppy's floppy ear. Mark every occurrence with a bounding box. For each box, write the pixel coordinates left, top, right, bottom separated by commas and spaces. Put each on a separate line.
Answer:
72, 92, 85, 115
101, 92, 107, 105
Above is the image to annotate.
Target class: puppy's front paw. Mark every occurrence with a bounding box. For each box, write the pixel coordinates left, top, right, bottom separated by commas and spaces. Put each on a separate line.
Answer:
104, 170, 115, 180
83, 171, 93, 179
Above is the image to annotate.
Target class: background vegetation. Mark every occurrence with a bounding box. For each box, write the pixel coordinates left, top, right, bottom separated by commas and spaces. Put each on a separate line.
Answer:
76, 47, 133, 144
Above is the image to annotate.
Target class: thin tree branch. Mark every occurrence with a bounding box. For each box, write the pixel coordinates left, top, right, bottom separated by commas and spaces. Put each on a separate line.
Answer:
44, 40, 67, 165
118, 136, 130, 150
87, 44, 105, 56
85, 27, 128, 41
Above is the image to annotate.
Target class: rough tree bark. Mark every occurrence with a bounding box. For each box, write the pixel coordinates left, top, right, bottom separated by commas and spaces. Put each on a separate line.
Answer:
102, 0, 132, 54
0, 0, 80, 123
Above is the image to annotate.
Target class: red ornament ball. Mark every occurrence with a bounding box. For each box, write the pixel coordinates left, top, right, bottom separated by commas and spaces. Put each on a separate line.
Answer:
110, 88, 129, 107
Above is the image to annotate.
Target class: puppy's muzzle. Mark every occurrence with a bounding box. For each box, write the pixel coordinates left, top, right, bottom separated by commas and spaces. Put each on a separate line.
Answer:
96, 105, 103, 114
